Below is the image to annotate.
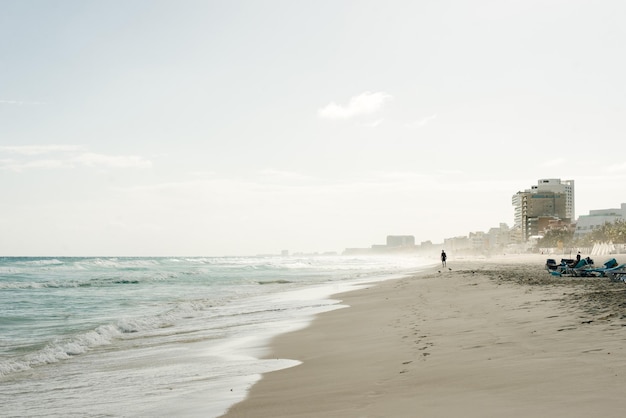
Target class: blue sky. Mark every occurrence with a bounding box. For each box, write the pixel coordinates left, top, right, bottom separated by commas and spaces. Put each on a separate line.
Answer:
2, 0, 626, 256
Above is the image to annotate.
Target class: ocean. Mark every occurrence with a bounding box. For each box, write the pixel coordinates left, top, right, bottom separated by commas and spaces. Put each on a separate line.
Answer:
0, 255, 432, 417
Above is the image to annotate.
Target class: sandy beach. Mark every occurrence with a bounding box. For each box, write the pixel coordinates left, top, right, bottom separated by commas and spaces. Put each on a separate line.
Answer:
223, 254, 626, 417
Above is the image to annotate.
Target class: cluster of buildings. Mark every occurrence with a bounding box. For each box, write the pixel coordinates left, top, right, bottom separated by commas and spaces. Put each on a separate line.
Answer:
343, 178, 626, 256
513, 178, 626, 242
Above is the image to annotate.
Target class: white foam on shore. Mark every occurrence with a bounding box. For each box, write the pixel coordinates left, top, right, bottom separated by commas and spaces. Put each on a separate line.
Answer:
204, 269, 432, 417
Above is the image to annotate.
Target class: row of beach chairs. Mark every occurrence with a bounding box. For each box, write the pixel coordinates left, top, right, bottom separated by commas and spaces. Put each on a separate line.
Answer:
546, 257, 626, 281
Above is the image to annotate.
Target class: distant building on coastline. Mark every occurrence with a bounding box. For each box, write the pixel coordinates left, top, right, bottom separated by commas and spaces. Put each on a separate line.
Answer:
487, 223, 511, 249
386, 235, 415, 247
444, 235, 471, 253
343, 235, 416, 255
512, 178, 575, 241
574, 203, 626, 238
443, 223, 511, 255
343, 226, 511, 257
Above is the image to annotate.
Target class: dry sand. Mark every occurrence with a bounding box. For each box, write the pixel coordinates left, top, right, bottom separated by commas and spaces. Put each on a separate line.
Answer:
223, 254, 626, 417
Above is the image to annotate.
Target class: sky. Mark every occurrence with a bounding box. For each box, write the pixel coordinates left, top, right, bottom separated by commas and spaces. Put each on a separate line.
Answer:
1, 0, 626, 256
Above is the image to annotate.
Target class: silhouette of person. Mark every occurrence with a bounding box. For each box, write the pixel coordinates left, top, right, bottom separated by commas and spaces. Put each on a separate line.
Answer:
441, 250, 447, 267
568, 252, 581, 268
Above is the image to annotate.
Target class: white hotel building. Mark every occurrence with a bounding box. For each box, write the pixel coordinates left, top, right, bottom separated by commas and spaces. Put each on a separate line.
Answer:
574, 203, 626, 238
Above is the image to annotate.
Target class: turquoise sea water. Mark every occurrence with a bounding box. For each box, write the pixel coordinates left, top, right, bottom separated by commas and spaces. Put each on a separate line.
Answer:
0, 255, 432, 417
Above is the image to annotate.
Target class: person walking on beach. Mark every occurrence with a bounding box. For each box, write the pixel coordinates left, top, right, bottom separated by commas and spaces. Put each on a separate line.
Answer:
441, 250, 447, 267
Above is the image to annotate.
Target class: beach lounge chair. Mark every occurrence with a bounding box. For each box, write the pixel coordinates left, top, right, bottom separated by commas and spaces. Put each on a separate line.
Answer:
548, 258, 574, 276
606, 268, 626, 282
600, 258, 618, 269
608, 269, 626, 282
587, 258, 626, 277
553, 257, 595, 277
545, 259, 559, 271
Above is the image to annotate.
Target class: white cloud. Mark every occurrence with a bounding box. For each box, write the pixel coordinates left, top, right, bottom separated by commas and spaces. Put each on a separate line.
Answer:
0, 159, 69, 171
318, 91, 392, 120
360, 119, 384, 128
406, 114, 437, 128
71, 153, 152, 168
0, 145, 83, 155
0, 145, 151, 171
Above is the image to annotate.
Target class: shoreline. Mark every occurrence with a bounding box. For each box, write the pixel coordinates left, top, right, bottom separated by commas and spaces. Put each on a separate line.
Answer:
223, 254, 626, 417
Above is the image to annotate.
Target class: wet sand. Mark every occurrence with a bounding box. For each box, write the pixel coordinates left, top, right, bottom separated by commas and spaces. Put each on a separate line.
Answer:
223, 255, 626, 417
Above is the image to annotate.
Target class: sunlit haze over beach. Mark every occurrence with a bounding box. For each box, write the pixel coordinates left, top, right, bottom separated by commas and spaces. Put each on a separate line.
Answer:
2, 1, 626, 256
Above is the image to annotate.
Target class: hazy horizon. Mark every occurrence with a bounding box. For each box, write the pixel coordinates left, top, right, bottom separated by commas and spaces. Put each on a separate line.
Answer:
2, 1, 626, 256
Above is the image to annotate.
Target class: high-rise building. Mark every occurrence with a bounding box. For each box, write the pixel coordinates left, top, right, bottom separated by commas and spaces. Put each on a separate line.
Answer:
532, 179, 575, 221
512, 179, 575, 241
